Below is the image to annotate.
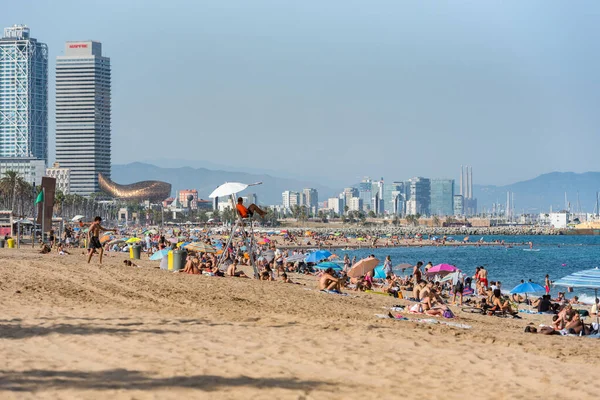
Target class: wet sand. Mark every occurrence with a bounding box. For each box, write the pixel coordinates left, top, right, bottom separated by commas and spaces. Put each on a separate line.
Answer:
0, 248, 598, 399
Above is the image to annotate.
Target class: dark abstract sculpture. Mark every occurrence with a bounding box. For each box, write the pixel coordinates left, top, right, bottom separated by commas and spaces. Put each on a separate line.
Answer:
98, 173, 171, 202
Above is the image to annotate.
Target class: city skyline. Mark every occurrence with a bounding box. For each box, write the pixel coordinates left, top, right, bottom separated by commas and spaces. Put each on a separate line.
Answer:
2, 1, 600, 187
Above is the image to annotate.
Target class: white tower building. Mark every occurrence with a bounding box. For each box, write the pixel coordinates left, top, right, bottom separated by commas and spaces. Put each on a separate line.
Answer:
56, 41, 111, 196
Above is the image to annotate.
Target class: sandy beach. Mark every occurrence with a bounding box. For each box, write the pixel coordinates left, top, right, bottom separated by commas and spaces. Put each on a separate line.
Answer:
1, 247, 599, 399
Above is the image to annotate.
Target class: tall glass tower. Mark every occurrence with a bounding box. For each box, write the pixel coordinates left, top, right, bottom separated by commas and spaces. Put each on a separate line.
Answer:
0, 25, 48, 162
56, 41, 111, 196
430, 179, 455, 216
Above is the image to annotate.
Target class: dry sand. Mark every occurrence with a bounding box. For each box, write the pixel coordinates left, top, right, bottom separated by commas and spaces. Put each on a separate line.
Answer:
0, 247, 598, 399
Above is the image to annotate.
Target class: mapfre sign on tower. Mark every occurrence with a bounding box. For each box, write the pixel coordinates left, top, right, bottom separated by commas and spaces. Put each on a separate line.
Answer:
68, 43, 88, 49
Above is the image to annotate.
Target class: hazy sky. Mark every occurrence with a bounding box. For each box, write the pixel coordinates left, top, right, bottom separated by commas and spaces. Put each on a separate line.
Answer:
5, 1, 600, 187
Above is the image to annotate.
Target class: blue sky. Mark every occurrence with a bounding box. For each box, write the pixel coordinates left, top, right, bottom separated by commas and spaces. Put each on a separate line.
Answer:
4, 0, 600, 186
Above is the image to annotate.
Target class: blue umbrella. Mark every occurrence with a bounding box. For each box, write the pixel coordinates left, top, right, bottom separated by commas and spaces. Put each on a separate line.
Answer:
150, 249, 170, 261
509, 282, 546, 294
314, 261, 342, 271
305, 250, 332, 263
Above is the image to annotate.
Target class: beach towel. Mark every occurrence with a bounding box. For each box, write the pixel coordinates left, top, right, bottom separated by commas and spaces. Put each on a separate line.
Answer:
409, 304, 424, 314
320, 289, 349, 296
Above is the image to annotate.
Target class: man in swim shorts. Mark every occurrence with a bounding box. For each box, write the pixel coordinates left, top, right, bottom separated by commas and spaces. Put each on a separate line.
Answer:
87, 216, 116, 265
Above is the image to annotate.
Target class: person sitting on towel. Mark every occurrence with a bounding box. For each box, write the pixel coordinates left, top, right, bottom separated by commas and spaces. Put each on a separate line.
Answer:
319, 267, 343, 293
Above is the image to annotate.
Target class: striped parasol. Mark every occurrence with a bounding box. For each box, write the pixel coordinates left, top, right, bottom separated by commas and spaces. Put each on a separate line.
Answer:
554, 267, 600, 327
184, 242, 216, 253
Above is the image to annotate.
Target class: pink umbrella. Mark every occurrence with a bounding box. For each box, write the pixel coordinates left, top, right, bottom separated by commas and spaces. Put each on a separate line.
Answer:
168, 237, 178, 244
426, 263, 458, 276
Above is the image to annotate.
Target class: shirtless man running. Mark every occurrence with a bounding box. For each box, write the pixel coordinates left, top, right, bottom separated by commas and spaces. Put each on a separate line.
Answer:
87, 216, 116, 265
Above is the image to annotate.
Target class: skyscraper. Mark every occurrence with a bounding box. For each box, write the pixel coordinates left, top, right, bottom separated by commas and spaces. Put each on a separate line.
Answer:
0, 25, 48, 162
282, 190, 300, 210
383, 181, 404, 216
302, 188, 319, 215
56, 41, 111, 196
430, 179, 454, 216
358, 177, 372, 212
406, 177, 431, 216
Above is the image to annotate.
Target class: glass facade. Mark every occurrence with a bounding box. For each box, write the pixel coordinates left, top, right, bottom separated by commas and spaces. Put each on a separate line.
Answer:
0, 26, 48, 162
430, 179, 455, 216
383, 181, 404, 215
408, 177, 431, 216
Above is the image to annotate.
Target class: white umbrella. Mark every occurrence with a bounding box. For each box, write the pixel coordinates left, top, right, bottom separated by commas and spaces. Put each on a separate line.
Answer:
209, 182, 262, 198
71, 215, 84, 222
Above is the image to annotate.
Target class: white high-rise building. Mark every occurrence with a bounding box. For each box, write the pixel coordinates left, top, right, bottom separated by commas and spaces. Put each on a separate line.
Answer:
349, 197, 363, 212
45, 162, 71, 194
282, 190, 300, 210
56, 41, 111, 196
0, 25, 48, 162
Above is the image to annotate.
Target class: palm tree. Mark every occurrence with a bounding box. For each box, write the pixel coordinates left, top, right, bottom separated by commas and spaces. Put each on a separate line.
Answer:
432, 215, 441, 227
0, 170, 27, 213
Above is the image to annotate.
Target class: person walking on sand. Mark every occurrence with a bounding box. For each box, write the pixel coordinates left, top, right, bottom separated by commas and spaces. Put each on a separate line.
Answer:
87, 216, 116, 265
545, 274, 551, 295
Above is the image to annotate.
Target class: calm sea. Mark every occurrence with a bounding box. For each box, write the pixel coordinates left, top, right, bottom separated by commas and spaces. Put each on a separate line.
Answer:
338, 235, 600, 303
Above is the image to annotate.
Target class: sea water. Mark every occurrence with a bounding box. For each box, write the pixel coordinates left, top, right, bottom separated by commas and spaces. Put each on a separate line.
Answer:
338, 235, 600, 303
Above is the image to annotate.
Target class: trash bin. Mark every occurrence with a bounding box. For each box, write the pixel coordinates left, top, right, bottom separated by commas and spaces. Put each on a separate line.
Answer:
0, 239, 5, 248
130, 244, 141, 260
169, 249, 187, 271
7, 238, 15, 248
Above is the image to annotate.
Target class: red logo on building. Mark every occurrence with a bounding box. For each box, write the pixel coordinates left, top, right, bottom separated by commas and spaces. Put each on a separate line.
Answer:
69, 44, 88, 49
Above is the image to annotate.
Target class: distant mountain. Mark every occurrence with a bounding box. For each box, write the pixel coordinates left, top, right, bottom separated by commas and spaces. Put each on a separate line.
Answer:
474, 172, 600, 214
111, 162, 337, 204
141, 157, 341, 187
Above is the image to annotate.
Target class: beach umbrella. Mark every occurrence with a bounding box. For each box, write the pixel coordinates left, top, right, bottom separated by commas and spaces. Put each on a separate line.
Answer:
509, 282, 546, 294
258, 238, 270, 245
71, 215, 84, 222
285, 254, 307, 263
209, 182, 251, 198
374, 266, 386, 279
315, 262, 342, 271
150, 249, 170, 260
426, 264, 458, 276
347, 257, 380, 278
262, 250, 275, 262
554, 267, 600, 327
168, 237, 178, 244
107, 238, 126, 246
126, 237, 141, 244
392, 263, 413, 274
305, 250, 333, 263
185, 242, 216, 253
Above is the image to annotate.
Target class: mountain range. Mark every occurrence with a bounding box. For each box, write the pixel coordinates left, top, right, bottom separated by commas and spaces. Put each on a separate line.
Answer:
112, 162, 338, 204
474, 172, 600, 214
112, 163, 600, 213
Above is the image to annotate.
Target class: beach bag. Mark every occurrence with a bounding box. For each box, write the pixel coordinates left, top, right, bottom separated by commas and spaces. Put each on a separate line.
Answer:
443, 309, 455, 319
